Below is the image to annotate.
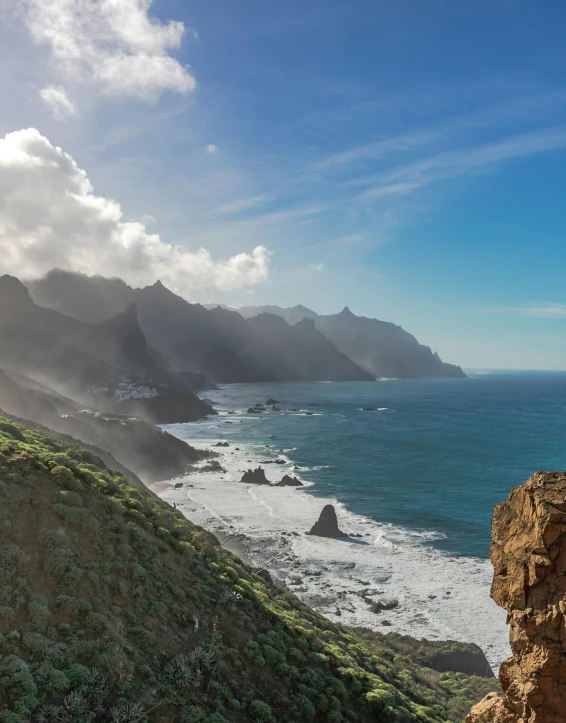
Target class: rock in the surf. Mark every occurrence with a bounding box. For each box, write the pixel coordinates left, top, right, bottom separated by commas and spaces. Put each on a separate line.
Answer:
307, 504, 348, 538
275, 474, 303, 487
247, 407, 263, 414
240, 467, 270, 485
369, 599, 398, 614
266, 398, 279, 405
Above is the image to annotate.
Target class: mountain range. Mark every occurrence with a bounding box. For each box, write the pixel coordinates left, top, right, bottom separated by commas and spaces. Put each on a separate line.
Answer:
28, 269, 465, 381
0, 269, 465, 485
237, 304, 466, 379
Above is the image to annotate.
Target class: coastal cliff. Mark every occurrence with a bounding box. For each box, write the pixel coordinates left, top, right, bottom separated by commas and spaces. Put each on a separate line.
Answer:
466, 472, 566, 723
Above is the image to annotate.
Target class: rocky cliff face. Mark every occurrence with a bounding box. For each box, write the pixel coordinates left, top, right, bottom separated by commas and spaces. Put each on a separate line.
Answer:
466, 472, 566, 723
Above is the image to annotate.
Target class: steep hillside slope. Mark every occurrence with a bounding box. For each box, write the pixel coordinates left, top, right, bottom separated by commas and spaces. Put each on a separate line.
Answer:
246, 314, 375, 381
0, 370, 210, 482
0, 416, 496, 722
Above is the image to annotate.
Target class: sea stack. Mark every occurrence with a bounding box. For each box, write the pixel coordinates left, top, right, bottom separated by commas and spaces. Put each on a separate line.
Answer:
275, 474, 303, 487
465, 471, 566, 723
308, 504, 348, 538
240, 467, 270, 485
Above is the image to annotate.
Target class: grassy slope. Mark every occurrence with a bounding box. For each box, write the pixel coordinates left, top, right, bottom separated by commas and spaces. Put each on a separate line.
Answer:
0, 416, 497, 723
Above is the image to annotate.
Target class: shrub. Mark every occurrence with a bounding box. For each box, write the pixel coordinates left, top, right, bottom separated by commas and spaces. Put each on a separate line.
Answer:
248, 700, 275, 723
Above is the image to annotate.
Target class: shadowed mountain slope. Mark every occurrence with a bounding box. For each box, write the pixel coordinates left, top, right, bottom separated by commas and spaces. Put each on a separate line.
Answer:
239, 304, 466, 379
0, 275, 213, 423
246, 313, 375, 381
0, 416, 497, 722
27, 271, 373, 383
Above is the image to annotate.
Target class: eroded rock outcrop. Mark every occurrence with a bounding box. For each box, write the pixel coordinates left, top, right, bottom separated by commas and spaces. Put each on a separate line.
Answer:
466, 472, 566, 723
275, 474, 303, 487
240, 467, 269, 485
308, 504, 348, 538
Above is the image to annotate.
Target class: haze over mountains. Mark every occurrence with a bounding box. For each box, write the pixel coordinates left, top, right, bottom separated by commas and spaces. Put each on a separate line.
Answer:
0, 268, 465, 482
29, 269, 465, 382
237, 304, 466, 380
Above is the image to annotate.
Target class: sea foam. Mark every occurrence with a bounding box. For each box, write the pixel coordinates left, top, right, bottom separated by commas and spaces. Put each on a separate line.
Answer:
157, 424, 509, 672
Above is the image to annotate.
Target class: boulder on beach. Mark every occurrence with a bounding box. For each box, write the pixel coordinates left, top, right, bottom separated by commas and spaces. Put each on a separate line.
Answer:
240, 467, 270, 485
307, 504, 348, 538
199, 460, 226, 473
369, 599, 399, 614
214, 441, 230, 447
275, 474, 303, 487
266, 398, 279, 405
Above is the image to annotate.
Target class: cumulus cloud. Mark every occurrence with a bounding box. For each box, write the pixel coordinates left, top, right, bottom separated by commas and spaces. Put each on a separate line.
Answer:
20, 0, 196, 101
205, 144, 219, 154
39, 84, 77, 119
0, 128, 271, 295
310, 263, 324, 272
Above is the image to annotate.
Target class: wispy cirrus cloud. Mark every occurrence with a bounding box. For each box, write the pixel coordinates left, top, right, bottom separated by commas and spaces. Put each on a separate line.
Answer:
354, 125, 566, 201
479, 304, 566, 319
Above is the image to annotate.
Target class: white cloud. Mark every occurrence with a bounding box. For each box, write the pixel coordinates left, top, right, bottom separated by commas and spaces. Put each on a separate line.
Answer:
39, 84, 77, 119
20, 0, 196, 101
205, 144, 219, 154
309, 262, 324, 272
0, 128, 271, 295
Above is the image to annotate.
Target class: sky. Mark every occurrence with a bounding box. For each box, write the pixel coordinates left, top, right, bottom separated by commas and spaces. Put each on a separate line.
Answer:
1, 0, 566, 369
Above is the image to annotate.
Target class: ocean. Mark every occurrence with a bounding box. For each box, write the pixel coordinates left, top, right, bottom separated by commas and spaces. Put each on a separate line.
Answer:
157, 371, 566, 671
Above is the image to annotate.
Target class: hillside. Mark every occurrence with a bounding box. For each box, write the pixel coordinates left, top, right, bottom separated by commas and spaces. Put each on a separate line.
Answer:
0, 370, 210, 482
239, 305, 466, 380
0, 416, 497, 722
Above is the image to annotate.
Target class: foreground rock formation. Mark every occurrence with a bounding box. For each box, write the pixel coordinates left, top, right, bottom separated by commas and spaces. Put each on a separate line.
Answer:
308, 504, 348, 538
466, 472, 566, 723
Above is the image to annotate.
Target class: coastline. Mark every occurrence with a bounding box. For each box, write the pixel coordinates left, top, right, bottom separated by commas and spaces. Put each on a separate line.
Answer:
154, 401, 510, 672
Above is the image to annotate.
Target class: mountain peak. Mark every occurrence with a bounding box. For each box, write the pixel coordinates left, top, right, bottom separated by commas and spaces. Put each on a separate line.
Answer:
0, 275, 32, 302
340, 306, 353, 315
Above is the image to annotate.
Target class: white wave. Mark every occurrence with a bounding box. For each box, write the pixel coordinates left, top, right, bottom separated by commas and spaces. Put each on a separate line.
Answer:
157, 428, 510, 672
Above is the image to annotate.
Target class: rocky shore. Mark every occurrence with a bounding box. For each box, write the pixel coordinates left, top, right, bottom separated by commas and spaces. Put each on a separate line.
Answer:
154, 410, 509, 671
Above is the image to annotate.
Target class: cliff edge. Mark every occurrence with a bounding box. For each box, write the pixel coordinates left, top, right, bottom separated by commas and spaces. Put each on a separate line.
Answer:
466, 471, 566, 723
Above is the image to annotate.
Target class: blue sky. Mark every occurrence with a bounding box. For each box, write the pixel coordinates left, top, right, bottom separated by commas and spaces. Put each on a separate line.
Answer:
1, 0, 566, 369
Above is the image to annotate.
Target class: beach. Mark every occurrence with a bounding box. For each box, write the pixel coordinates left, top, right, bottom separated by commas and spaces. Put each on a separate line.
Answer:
154, 417, 510, 672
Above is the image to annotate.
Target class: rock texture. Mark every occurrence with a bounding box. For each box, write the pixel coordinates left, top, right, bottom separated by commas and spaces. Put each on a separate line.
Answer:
275, 474, 303, 487
240, 467, 270, 485
466, 472, 566, 723
308, 504, 348, 538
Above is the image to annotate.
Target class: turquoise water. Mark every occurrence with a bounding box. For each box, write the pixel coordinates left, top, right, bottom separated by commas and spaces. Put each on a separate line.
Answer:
196, 371, 566, 559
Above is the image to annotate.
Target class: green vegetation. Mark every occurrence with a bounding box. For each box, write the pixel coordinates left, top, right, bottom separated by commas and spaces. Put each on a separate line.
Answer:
0, 415, 497, 722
